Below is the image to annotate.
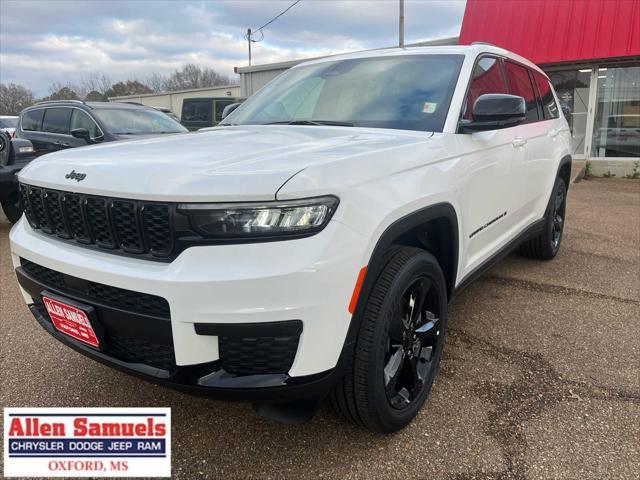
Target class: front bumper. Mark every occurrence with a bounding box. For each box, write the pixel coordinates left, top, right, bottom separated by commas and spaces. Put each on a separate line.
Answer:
10, 218, 366, 399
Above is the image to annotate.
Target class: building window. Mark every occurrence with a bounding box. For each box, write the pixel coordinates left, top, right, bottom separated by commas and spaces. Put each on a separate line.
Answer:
548, 69, 592, 156
590, 66, 640, 158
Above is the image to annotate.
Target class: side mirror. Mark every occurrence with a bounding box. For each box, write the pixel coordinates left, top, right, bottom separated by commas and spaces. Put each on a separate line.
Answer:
71, 128, 92, 144
460, 94, 526, 132
221, 103, 241, 120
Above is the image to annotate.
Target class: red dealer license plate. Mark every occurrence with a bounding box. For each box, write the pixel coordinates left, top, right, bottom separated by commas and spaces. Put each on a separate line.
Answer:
42, 295, 100, 348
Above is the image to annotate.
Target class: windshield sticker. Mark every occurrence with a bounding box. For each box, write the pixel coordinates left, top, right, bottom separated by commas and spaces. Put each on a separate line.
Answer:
422, 102, 437, 113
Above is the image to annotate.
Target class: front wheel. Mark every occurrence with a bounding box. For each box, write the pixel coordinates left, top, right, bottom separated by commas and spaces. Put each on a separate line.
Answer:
330, 247, 448, 433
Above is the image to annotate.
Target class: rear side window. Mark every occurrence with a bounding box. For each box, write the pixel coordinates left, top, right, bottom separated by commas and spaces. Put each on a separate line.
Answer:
504, 62, 539, 122
70, 110, 100, 138
182, 101, 211, 123
532, 72, 559, 119
21, 109, 44, 131
42, 108, 72, 134
463, 57, 508, 120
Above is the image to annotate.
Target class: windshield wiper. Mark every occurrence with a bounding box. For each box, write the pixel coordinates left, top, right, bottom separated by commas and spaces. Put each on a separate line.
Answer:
265, 120, 354, 127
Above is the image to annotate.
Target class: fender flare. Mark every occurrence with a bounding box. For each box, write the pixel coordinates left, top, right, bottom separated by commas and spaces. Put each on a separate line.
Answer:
556, 154, 572, 190
342, 202, 459, 349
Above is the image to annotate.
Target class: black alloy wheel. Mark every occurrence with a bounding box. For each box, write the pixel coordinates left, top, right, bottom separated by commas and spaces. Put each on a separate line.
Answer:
550, 182, 566, 251
384, 276, 442, 410
329, 247, 448, 433
519, 176, 567, 260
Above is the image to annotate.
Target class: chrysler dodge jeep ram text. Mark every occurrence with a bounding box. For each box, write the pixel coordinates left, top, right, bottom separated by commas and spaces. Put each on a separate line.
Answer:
10, 45, 571, 432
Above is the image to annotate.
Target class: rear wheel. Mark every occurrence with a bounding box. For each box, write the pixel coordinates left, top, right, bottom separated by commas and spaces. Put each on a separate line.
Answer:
520, 177, 567, 260
330, 247, 448, 433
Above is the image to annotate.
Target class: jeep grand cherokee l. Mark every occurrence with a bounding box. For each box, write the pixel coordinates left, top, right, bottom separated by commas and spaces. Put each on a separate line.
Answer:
10, 45, 571, 433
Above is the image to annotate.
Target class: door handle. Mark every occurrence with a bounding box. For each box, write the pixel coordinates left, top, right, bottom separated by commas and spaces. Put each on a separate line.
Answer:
511, 137, 527, 148
548, 129, 559, 138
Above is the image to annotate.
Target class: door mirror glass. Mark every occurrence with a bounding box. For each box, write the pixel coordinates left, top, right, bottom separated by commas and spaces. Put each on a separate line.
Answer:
460, 94, 526, 132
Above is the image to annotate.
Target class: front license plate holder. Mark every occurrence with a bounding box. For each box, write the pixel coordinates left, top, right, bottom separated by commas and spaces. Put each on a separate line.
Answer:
41, 291, 105, 351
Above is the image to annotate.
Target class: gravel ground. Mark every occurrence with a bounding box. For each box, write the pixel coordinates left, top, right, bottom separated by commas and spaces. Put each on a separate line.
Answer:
1, 178, 638, 479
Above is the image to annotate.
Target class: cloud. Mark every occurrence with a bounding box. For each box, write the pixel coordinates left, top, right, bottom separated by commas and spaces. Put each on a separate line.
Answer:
0, 0, 466, 96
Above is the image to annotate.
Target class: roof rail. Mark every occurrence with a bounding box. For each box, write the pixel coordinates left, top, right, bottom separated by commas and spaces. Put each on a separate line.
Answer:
117, 101, 145, 106
35, 99, 87, 106
470, 41, 500, 48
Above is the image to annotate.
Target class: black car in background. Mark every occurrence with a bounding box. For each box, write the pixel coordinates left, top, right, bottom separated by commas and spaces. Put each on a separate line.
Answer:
16, 100, 188, 156
0, 130, 36, 222
180, 97, 241, 130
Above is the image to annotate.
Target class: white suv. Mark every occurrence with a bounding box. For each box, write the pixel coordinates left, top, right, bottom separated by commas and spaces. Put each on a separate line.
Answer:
10, 45, 571, 432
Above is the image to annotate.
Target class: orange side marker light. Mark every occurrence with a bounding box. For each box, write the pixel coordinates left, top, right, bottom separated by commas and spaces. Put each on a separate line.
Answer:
348, 266, 367, 314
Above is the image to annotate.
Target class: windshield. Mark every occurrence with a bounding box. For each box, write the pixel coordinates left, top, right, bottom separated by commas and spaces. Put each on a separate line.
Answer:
94, 108, 187, 135
223, 54, 463, 132
0, 117, 18, 128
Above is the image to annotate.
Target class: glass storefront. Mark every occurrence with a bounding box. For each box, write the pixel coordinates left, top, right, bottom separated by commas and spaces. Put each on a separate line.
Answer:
548, 63, 640, 160
548, 69, 592, 157
590, 66, 640, 158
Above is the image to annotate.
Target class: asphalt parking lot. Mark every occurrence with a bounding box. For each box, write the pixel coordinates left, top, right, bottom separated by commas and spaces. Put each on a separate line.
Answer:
1, 178, 638, 479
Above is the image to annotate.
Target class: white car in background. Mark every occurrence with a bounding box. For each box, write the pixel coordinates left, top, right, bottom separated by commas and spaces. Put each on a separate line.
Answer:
0, 115, 18, 136
10, 44, 571, 432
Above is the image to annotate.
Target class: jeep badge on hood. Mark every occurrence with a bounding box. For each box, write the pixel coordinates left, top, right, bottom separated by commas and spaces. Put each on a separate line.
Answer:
65, 170, 86, 181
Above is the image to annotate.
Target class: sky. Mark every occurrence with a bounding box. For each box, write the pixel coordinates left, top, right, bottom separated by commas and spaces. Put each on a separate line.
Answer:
0, 0, 466, 97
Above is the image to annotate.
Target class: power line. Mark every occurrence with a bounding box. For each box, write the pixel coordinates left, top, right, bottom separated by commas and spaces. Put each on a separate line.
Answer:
254, 0, 302, 34
245, 0, 302, 41
244, 0, 302, 65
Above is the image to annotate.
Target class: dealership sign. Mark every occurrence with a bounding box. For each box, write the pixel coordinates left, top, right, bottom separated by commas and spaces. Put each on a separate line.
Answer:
3, 408, 171, 477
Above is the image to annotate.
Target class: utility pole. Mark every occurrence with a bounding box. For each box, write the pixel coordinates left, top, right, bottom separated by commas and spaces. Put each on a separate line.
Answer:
399, 0, 405, 48
247, 28, 252, 66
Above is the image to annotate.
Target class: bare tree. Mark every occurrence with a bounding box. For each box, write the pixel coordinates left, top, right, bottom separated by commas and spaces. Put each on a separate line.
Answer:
46, 81, 81, 100
144, 72, 167, 93
0, 83, 35, 115
163, 64, 233, 91
81, 73, 113, 96
104, 80, 153, 98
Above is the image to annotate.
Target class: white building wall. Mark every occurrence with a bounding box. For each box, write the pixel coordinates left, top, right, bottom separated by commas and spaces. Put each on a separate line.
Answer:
109, 86, 241, 119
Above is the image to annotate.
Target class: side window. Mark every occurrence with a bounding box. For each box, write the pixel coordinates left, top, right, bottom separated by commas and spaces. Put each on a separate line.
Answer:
21, 109, 44, 131
532, 72, 559, 119
42, 108, 72, 134
504, 62, 540, 122
463, 57, 508, 120
70, 110, 100, 138
182, 101, 211, 122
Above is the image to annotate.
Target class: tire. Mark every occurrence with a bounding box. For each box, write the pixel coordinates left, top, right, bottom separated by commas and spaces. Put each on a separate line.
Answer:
0, 131, 10, 165
329, 247, 448, 433
519, 177, 567, 260
1, 197, 23, 224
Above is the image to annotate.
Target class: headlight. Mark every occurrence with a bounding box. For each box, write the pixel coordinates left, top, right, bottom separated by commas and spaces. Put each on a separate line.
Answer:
18, 146, 34, 154
177, 196, 339, 239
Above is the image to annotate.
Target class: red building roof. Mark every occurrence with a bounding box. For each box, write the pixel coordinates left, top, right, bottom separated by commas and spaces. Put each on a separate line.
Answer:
459, 0, 640, 64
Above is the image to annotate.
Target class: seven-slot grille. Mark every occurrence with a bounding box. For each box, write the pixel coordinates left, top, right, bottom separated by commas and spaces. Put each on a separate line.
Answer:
20, 184, 173, 258
20, 258, 171, 318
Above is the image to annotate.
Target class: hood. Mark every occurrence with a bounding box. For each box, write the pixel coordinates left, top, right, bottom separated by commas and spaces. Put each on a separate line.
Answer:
18, 125, 430, 202
112, 133, 180, 141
